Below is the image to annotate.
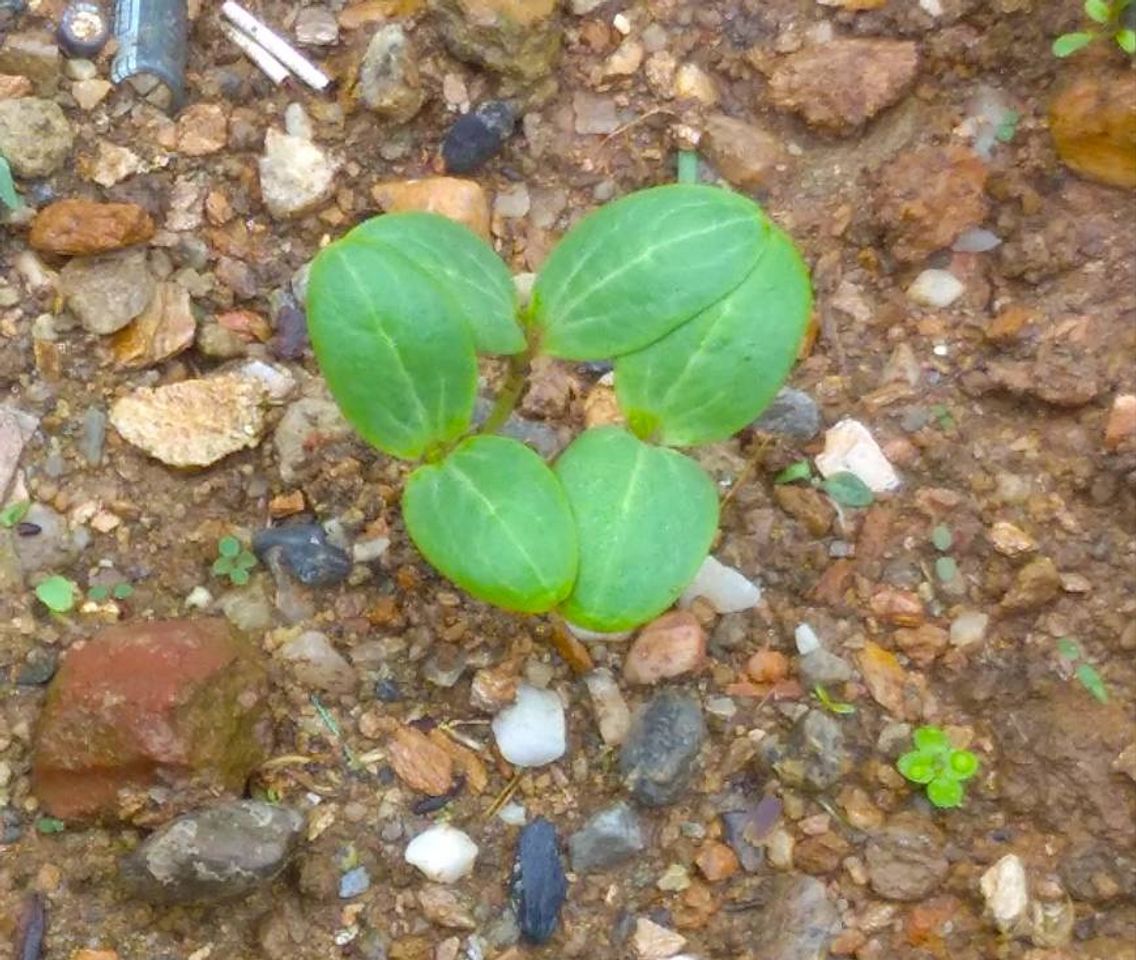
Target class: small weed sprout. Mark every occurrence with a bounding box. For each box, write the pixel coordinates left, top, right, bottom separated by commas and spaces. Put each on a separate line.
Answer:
1056, 638, 1109, 703
0, 500, 30, 527
1053, 0, 1135, 56
773, 459, 875, 508
87, 582, 134, 602
212, 536, 257, 586
34, 575, 79, 614
897, 725, 980, 809
930, 523, 959, 583
813, 684, 856, 715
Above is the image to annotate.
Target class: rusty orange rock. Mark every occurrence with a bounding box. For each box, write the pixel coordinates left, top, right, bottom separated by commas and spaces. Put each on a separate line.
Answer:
371, 177, 490, 238
694, 841, 740, 882
31, 619, 271, 824
388, 725, 454, 796
29, 199, 155, 256
623, 610, 706, 685
1050, 68, 1136, 189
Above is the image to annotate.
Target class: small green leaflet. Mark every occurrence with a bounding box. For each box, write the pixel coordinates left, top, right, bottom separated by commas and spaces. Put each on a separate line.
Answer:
554, 426, 719, 631
218, 535, 241, 558
1076, 663, 1108, 703
931, 525, 953, 552
0, 157, 21, 210
813, 685, 855, 715
1084, 0, 1111, 24
531, 185, 768, 360
926, 777, 964, 809
1052, 31, 1095, 56
35, 575, 77, 613
0, 500, 30, 527
819, 472, 874, 508
403, 435, 578, 614
35, 816, 66, 834
1056, 637, 1082, 661
935, 556, 959, 582
994, 109, 1020, 144
1117, 27, 1135, 53
774, 461, 813, 485
912, 725, 951, 754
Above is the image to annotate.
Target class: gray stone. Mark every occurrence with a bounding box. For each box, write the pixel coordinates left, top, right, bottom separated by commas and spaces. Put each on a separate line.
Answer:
798, 648, 854, 688
568, 803, 646, 873
0, 98, 73, 177
761, 709, 850, 792
358, 25, 425, 123
258, 128, 338, 219
619, 690, 706, 807
0, 32, 60, 94
59, 249, 156, 335
0, 403, 38, 502
277, 630, 355, 694
751, 387, 821, 440
750, 875, 840, 960
78, 406, 107, 467
274, 396, 352, 484
14, 503, 76, 575
220, 580, 273, 633
865, 814, 949, 901
120, 800, 304, 904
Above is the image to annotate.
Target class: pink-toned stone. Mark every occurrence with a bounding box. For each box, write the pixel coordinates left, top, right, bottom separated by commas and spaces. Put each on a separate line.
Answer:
1105, 394, 1136, 451
32, 618, 271, 825
623, 611, 706, 685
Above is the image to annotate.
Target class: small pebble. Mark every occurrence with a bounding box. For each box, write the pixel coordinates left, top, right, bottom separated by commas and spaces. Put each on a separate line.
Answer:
252, 524, 352, 587
513, 818, 567, 945
442, 100, 516, 174
815, 419, 900, 493
405, 824, 478, 884
492, 684, 566, 767
952, 227, 1001, 253
949, 610, 989, 647
679, 556, 761, 613
568, 803, 645, 874
620, 690, 706, 807
907, 269, 965, 308
339, 865, 370, 899
794, 622, 821, 655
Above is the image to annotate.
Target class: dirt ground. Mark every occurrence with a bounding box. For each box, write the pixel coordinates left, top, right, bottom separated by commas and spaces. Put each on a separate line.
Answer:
0, 0, 1134, 958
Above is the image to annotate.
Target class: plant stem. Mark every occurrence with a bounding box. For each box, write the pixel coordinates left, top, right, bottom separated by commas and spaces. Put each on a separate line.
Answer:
677, 150, 699, 184
479, 346, 532, 435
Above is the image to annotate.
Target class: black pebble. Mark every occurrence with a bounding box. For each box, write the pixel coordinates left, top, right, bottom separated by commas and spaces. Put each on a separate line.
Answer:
252, 524, 352, 587
442, 100, 516, 175
512, 817, 567, 945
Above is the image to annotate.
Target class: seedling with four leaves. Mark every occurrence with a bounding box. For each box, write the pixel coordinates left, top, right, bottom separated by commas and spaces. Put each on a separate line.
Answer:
897, 725, 980, 809
212, 535, 258, 586
1053, 0, 1135, 56
306, 185, 812, 630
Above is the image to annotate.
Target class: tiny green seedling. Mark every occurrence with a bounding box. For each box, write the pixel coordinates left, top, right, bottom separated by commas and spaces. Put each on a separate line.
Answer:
212, 536, 257, 586
1056, 638, 1109, 703
773, 459, 875, 508
813, 684, 856, 715
994, 109, 1020, 145
930, 404, 955, 431
897, 725, 980, 809
0, 157, 22, 211
306, 185, 813, 631
34, 575, 79, 614
1054, 0, 1135, 56
930, 524, 959, 583
87, 582, 135, 603
34, 816, 65, 834
0, 500, 30, 528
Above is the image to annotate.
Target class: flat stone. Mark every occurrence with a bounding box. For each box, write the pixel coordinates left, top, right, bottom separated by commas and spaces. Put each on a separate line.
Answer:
110, 281, 196, 369
273, 396, 353, 485
70, 77, 111, 110
1001, 556, 1062, 612
619, 690, 706, 807
0, 97, 73, 177
0, 402, 38, 502
32, 619, 271, 824
981, 853, 1030, 935
372, 176, 491, 239
866, 814, 949, 901
277, 630, 356, 694
109, 372, 267, 468
568, 802, 646, 873
702, 113, 786, 189
908, 269, 965, 308
59, 248, 156, 335
387, 724, 454, 796
1050, 68, 1136, 189
1105, 394, 1136, 451
30, 199, 153, 256
749, 875, 840, 960
815, 419, 900, 493
583, 668, 631, 746
679, 555, 761, 613
762, 709, 850, 792
433, 0, 560, 80
767, 38, 918, 134
513, 818, 567, 944
751, 387, 821, 440
623, 611, 707, 685
295, 6, 339, 45
120, 801, 303, 904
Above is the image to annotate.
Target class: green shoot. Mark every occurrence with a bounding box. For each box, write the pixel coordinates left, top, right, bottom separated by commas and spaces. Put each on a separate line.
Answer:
813, 685, 856, 715
212, 535, 257, 586
896, 725, 979, 809
0, 500, 30, 528
34, 575, 78, 613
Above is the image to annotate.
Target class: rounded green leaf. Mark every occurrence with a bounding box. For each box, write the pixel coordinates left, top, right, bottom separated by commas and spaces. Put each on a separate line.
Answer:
948, 749, 979, 781
308, 236, 478, 460
403, 435, 578, 614
349, 213, 523, 356
531, 185, 769, 360
1052, 31, 1095, 56
912, 726, 952, 755
614, 227, 810, 446
926, 776, 965, 809
819, 472, 875, 508
1084, 0, 1110, 24
897, 751, 936, 785
219, 535, 241, 558
35, 575, 77, 613
1116, 27, 1135, 53
931, 525, 953, 552
553, 426, 719, 631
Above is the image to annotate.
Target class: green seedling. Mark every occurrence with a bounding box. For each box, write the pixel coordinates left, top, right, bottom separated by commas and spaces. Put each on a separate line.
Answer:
306, 185, 813, 631
1056, 638, 1109, 703
1053, 0, 1134, 56
813, 684, 856, 715
773, 459, 875, 508
0, 156, 22, 211
87, 582, 134, 602
897, 725, 980, 809
994, 109, 1020, 145
212, 535, 257, 586
34, 575, 79, 614
930, 404, 955, 431
930, 524, 959, 583
34, 816, 65, 834
0, 500, 30, 527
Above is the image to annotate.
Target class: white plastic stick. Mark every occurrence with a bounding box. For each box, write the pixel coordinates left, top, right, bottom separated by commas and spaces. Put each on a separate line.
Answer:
221, 23, 291, 85
220, 0, 331, 91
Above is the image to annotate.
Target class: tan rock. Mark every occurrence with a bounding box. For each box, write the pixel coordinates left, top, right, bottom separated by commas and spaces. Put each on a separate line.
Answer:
417, 884, 476, 929
109, 372, 267, 468
0, 74, 32, 98
1105, 394, 1136, 450
766, 38, 918, 134
746, 649, 789, 684
583, 382, 624, 428
470, 658, 521, 712
1001, 556, 1062, 612
1050, 68, 1136, 189
30, 199, 154, 256
989, 521, 1037, 557
702, 113, 785, 189
176, 103, 228, 156
0, 31, 60, 95
673, 62, 718, 105
623, 610, 706, 685
773, 484, 834, 537
893, 623, 949, 668
84, 141, 143, 188
71, 78, 111, 110
432, 0, 560, 80
428, 727, 488, 794
857, 641, 923, 720
110, 282, 196, 369
633, 917, 686, 959
695, 840, 739, 882
876, 144, 989, 263
388, 725, 454, 796
372, 177, 490, 239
